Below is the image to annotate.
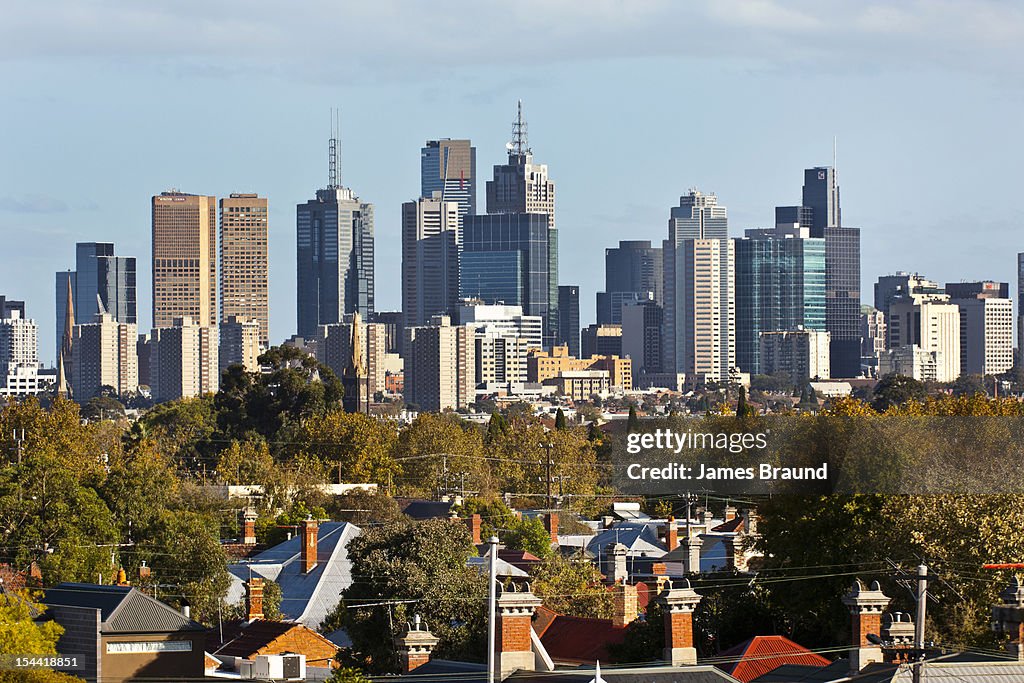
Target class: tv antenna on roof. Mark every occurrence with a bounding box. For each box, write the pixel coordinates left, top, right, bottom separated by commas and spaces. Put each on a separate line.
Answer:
329, 108, 342, 189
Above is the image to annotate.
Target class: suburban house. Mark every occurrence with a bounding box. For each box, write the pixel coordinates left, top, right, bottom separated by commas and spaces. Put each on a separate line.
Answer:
41, 582, 207, 682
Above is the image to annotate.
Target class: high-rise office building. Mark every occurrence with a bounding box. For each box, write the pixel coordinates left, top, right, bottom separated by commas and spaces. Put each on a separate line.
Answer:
621, 299, 663, 375
946, 281, 1013, 377
581, 323, 623, 359
886, 293, 960, 382
801, 166, 841, 238
456, 303, 543, 350
861, 306, 886, 376
779, 167, 860, 377
219, 316, 262, 372
596, 240, 663, 325
403, 315, 475, 412
486, 101, 555, 228
557, 285, 580, 358
402, 196, 461, 329
461, 213, 557, 347
152, 192, 217, 330
874, 273, 943, 324
734, 223, 826, 374
483, 102, 558, 347
220, 194, 269, 347
150, 316, 219, 403
663, 190, 735, 383
56, 242, 136, 360
421, 139, 476, 227
296, 131, 374, 339
71, 313, 138, 400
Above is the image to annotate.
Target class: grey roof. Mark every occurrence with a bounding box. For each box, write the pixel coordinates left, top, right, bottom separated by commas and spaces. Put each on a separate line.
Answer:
227, 521, 359, 630
390, 662, 740, 682
44, 583, 205, 634
889, 661, 1024, 683
587, 523, 666, 558
749, 661, 852, 682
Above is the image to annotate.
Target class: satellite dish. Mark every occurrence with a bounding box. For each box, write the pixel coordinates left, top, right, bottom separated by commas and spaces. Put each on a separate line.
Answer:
505, 142, 514, 151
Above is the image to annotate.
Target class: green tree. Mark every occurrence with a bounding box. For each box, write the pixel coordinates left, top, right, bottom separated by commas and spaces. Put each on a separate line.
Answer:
503, 517, 553, 558
293, 411, 398, 485
871, 374, 926, 412
528, 554, 612, 618
951, 373, 988, 398
554, 408, 567, 430
326, 667, 372, 683
395, 413, 488, 497
0, 592, 63, 655
325, 519, 486, 673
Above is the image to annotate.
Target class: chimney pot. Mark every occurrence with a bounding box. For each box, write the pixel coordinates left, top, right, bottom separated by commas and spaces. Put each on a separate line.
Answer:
246, 578, 264, 621
241, 508, 258, 545
543, 512, 559, 545
659, 578, 702, 666
496, 582, 543, 678
396, 614, 439, 673
842, 579, 891, 673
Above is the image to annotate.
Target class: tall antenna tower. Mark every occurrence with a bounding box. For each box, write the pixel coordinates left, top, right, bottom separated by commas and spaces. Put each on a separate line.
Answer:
328, 108, 342, 189
510, 99, 530, 157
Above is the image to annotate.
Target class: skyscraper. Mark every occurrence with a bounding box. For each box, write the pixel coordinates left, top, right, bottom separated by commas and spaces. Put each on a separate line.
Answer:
296, 128, 374, 339
557, 285, 580, 358
402, 196, 461, 329
801, 167, 841, 238
56, 242, 136, 360
946, 281, 1013, 376
150, 317, 219, 403
220, 193, 269, 347
421, 139, 476, 226
596, 240, 663, 325
403, 315, 475, 412
0, 300, 41, 397
483, 102, 558, 347
461, 213, 557, 346
485, 101, 555, 228
1017, 253, 1024, 362
152, 192, 217, 329
734, 223, 826, 374
781, 165, 860, 377
663, 190, 735, 382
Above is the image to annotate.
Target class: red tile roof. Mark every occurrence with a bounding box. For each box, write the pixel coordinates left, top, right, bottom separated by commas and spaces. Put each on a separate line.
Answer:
533, 606, 628, 664
710, 517, 744, 533
716, 635, 830, 683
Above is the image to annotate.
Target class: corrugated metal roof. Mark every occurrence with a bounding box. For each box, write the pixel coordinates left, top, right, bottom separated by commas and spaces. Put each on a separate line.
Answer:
44, 583, 205, 634
890, 662, 1024, 682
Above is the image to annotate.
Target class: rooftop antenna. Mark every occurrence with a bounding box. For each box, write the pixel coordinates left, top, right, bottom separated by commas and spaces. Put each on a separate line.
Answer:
833, 135, 837, 171
328, 108, 341, 189
510, 100, 530, 157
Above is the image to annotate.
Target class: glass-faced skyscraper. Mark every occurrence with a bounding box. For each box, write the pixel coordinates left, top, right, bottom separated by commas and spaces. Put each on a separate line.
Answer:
735, 225, 826, 374
402, 196, 461, 328
296, 133, 374, 339
460, 213, 555, 345
663, 190, 735, 382
475, 102, 558, 347
779, 166, 860, 377
421, 139, 476, 227
597, 240, 663, 325
56, 242, 137, 360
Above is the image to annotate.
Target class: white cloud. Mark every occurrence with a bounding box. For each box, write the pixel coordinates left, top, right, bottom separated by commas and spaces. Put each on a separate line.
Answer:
1, 1, 1021, 78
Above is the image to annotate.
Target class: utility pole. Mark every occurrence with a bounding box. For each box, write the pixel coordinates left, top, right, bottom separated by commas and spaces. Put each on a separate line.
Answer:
540, 442, 553, 510
913, 563, 928, 683
11, 429, 25, 465
487, 535, 498, 683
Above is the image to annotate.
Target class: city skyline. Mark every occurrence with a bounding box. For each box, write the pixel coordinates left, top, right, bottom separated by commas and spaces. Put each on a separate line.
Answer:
3, 2, 1023, 362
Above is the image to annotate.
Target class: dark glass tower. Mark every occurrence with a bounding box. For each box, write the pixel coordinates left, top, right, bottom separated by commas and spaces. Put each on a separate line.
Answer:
557, 285, 580, 357
460, 213, 557, 347
421, 139, 476, 227
596, 240, 663, 325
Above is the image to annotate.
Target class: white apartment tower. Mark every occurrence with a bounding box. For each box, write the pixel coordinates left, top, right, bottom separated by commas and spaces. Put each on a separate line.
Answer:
150, 316, 219, 402
663, 190, 735, 383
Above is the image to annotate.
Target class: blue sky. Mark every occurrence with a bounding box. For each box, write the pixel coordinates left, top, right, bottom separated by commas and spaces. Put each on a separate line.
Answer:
2, 0, 1023, 364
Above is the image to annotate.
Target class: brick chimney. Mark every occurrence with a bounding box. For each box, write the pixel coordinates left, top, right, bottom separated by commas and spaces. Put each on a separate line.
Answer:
682, 532, 702, 574
301, 517, 319, 574
841, 579, 891, 673
464, 514, 482, 545
241, 508, 258, 545
663, 516, 679, 551
496, 582, 543, 678
543, 513, 559, 545
992, 576, 1024, 660
612, 582, 639, 628
395, 614, 439, 673
724, 505, 737, 522
881, 612, 915, 664
138, 561, 151, 580
660, 578, 702, 666
741, 508, 758, 535
246, 577, 264, 621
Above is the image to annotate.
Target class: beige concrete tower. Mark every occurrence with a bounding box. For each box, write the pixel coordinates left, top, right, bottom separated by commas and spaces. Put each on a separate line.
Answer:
152, 192, 217, 329
220, 193, 269, 347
